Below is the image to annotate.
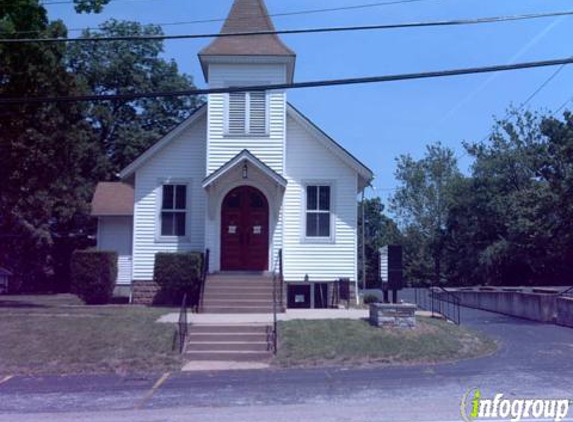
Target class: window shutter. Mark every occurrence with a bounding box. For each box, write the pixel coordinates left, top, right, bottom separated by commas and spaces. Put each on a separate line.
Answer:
249, 91, 267, 135
228, 92, 246, 134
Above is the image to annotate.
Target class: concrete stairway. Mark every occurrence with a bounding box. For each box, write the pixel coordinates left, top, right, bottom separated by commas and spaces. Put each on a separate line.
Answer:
185, 324, 273, 362
201, 272, 275, 314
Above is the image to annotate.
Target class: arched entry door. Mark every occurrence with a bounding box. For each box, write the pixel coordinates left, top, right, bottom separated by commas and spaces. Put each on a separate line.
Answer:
221, 186, 269, 271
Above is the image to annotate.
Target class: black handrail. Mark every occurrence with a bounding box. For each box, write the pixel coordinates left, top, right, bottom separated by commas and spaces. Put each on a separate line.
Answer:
176, 293, 188, 354
270, 249, 283, 354
556, 286, 573, 299
413, 285, 461, 325
198, 249, 210, 313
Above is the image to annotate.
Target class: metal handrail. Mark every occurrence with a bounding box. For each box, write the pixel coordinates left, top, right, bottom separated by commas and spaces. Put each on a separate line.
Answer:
198, 249, 210, 313
413, 285, 461, 325
556, 286, 573, 299
270, 249, 283, 354
176, 293, 188, 354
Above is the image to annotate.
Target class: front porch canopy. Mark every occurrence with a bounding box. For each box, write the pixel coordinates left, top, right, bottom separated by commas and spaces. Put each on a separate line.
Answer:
202, 149, 287, 190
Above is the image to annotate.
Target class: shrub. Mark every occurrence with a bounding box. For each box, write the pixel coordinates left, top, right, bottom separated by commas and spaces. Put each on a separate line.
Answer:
70, 250, 117, 305
153, 252, 204, 306
363, 293, 380, 304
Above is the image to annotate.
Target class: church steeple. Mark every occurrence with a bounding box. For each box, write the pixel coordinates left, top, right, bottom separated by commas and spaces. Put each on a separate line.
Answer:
199, 0, 296, 83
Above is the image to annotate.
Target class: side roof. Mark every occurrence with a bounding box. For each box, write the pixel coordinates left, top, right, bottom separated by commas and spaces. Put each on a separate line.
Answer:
119, 104, 207, 179
91, 182, 134, 216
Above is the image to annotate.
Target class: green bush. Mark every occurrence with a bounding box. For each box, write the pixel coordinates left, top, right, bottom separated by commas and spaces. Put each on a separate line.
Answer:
153, 252, 204, 306
70, 250, 117, 305
363, 293, 380, 304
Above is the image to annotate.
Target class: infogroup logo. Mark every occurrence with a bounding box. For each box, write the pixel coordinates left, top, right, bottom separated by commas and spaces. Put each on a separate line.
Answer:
461, 388, 571, 422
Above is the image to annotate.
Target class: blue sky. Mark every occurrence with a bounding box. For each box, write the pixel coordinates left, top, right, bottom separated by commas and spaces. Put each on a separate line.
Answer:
49, 0, 573, 203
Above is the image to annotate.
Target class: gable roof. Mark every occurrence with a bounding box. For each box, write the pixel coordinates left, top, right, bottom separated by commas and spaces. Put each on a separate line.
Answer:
203, 149, 287, 189
119, 104, 207, 179
199, 0, 295, 58
118, 101, 373, 189
91, 182, 134, 216
286, 103, 374, 185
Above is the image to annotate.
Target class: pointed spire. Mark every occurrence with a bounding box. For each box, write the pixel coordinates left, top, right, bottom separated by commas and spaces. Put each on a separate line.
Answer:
200, 0, 295, 57
199, 0, 296, 83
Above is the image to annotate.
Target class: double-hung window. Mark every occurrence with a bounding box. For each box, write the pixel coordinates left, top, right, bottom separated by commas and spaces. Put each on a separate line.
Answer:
305, 185, 332, 239
227, 91, 267, 136
161, 184, 187, 237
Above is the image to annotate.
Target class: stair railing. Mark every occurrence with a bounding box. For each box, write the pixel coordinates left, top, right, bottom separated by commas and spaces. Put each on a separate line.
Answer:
270, 249, 283, 355
197, 249, 210, 313
175, 293, 188, 354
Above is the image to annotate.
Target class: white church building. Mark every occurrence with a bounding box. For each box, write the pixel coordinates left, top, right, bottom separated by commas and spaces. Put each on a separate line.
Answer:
92, 0, 374, 309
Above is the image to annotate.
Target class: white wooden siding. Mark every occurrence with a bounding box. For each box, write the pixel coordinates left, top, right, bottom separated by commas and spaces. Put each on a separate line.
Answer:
283, 115, 359, 283
207, 64, 287, 175
97, 216, 133, 285
132, 116, 207, 280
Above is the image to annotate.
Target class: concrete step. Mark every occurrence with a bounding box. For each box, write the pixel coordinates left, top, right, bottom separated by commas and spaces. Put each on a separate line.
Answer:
184, 351, 272, 362
187, 342, 270, 352
188, 333, 269, 342
202, 300, 272, 307
202, 293, 273, 300
191, 325, 269, 334
202, 306, 274, 314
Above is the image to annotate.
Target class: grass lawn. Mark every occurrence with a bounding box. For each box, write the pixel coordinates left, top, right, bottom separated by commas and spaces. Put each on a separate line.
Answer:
0, 294, 181, 375
275, 318, 497, 367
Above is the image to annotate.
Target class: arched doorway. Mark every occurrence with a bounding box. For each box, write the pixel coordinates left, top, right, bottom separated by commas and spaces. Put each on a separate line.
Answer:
221, 186, 269, 271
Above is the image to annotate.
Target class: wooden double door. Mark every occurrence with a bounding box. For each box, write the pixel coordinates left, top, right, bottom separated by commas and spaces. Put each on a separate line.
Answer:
221, 186, 269, 271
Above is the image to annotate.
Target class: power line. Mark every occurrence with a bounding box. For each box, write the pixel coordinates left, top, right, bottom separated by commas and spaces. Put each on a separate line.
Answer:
2, 55, 573, 105
552, 96, 573, 116
38, 0, 154, 5
519, 64, 567, 110
3, 0, 439, 35
475, 62, 570, 144
3, 10, 573, 44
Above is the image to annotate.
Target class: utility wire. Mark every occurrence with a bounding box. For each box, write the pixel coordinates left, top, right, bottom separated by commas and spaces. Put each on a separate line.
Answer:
4, 0, 439, 35
3, 10, 573, 44
474, 62, 570, 145
2, 56, 573, 105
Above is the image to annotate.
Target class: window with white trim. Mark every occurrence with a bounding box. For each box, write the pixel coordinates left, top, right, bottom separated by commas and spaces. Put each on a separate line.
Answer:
305, 185, 331, 238
161, 184, 187, 237
227, 91, 267, 136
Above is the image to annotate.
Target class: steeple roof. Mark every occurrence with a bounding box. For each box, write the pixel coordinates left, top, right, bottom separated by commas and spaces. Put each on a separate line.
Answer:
198, 0, 296, 82
199, 0, 295, 58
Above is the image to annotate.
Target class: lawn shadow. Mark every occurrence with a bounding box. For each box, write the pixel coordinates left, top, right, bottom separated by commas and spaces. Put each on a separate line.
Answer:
0, 300, 48, 309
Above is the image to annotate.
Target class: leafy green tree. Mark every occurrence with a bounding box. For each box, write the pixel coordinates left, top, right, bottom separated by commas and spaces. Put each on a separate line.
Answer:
0, 0, 104, 290
390, 143, 462, 286
1, 4, 201, 290
358, 197, 402, 288
445, 109, 573, 286
67, 20, 202, 173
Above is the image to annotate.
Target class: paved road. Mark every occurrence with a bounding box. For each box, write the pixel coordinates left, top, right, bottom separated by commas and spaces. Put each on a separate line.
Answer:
1, 303, 573, 422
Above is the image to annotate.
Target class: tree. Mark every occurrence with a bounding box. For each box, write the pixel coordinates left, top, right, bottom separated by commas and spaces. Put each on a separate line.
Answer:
0, 0, 104, 290
1, 5, 202, 290
357, 197, 401, 288
390, 143, 462, 286
67, 19, 202, 173
445, 109, 573, 286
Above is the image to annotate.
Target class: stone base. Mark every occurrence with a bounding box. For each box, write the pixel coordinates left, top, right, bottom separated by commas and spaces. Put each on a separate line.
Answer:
369, 303, 417, 329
